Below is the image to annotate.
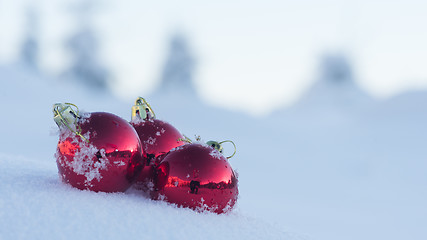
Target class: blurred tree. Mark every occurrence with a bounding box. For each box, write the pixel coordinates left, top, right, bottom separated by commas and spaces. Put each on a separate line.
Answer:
64, 0, 109, 90
65, 27, 109, 89
320, 54, 353, 85
158, 33, 196, 95
294, 53, 373, 111
20, 7, 39, 70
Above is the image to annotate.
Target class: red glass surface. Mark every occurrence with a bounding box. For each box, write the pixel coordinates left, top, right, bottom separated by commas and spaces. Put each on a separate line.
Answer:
131, 119, 185, 190
152, 143, 238, 214
55, 112, 144, 192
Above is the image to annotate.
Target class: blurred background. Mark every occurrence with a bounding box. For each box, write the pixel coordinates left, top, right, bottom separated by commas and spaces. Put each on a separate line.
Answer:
2, 0, 427, 115
1, 1, 427, 240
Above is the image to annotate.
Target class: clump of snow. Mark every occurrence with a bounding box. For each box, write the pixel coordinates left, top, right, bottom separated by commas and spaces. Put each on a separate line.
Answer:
130, 117, 144, 125
78, 111, 91, 124
0, 154, 290, 239
222, 199, 235, 213
144, 136, 157, 145
146, 181, 155, 192
56, 140, 109, 187
209, 149, 223, 160
157, 194, 167, 201
3, 65, 427, 240
74, 145, 108, 185
113, 160, 126, 166
195, 197, 219, 213
168, 145, 186, 152
55, 123, 109, 187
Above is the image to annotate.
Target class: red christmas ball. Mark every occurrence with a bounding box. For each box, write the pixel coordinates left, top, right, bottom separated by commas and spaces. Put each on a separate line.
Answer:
54, 104, 144, 192
132, 119, 185, 160
130, 97, 186, 191
152, 143, 239, 214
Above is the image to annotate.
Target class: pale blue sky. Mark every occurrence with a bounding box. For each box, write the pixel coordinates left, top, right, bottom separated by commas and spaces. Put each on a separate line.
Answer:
1, 0, 427, 115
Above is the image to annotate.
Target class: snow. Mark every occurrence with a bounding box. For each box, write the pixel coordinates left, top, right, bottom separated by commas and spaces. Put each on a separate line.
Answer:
145, 136, 157, 146
209, 149, 223, 160
0, 154, 291, 240
1, 64, 427, 240
55, 122, 111, 187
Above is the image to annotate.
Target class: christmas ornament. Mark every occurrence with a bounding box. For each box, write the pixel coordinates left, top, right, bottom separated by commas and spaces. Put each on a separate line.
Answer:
53, 103, 144, 192
130, 97, 186, 191
152, 140, 238, 214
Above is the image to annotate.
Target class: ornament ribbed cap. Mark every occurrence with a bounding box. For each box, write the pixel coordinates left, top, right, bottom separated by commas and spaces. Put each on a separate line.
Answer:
131, 97, 156, 121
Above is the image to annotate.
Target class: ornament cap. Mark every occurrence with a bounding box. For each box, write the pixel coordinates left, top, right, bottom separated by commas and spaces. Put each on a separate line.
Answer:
206, 140, 223, 153
131, 97, 156, 121
207, 140, 237, 159
53, 102, 88, 142
53, 103, 78, 130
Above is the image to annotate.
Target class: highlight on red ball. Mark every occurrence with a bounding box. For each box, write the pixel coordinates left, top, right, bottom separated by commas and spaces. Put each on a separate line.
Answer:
151, 139, 239, 214
52, 100, 239, 214
129, 97, 186, 192
53, 103, 144, 192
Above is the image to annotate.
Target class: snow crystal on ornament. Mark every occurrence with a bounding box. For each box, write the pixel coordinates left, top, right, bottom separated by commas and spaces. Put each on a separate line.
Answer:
130, 117, 144, 125
79, 112, 91, 124
222, 199, 234, 213
56, 126, 110, 188
195, 197, 219, 213
71, 144, 109, 186
113, 160, 126, 166
209, 149, 223, 160
157, 194, 167, 201
146, 181, 155, 192
145, 137, 157, 145
169, 145, 185, 152
58, 127, 76, 142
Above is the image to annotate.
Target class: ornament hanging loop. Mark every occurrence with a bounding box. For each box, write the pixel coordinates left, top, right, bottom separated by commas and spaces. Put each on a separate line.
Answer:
53, 103, 89, 143
207, 140, 237, 159
132, 97, 156, 121
219, 140, 237, 159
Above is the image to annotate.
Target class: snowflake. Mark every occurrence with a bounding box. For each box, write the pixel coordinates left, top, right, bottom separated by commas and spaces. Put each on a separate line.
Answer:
195, 197, 219, 213
113, 160, 126, 166
209, 149, 223, 160
145, 137, 157, 145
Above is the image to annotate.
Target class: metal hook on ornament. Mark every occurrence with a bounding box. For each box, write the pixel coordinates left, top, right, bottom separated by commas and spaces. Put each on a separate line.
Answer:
219, 140, 237, 159
207, 140, 237, 159
53, 103, 89, 143
177, 135, 193, 144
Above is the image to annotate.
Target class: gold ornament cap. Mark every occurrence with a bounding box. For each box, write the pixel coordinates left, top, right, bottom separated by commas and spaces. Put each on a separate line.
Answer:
53, 103, 79, 131
206, 140, 223, 153
206, 140, 237, 159
131, 97, 156, 121
53, 102, 88, 142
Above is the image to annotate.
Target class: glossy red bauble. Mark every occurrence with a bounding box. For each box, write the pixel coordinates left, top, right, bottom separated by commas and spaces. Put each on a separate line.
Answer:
152, 143, 238, 214
131, 118, 185, 161
55, 111, 144, 192
131, 119, 185, 188
130, 98, 185, 191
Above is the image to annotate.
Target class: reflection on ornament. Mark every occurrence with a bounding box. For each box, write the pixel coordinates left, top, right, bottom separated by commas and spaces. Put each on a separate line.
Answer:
130, 97, 186, 191
53, 103, 144, 192
152, 143, 238, 214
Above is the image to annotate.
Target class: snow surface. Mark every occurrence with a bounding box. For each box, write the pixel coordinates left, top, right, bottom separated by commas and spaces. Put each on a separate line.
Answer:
1, 64, 427, 240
